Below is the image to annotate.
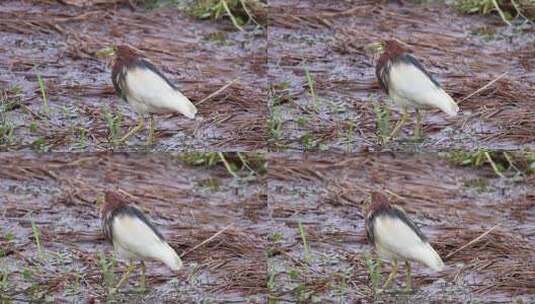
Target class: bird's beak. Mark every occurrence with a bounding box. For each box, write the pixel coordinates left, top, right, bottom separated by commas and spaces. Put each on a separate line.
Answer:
364, 194, 372, 211
365, 42, 385, 55
365, 42, 384, 62
95, 194, 105, 208
95, 46, 116, 58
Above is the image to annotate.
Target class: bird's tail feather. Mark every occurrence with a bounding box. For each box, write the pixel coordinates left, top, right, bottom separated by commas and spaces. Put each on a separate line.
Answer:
432, 88, 459, 117
156, 242, 183, 272
419, 242, 444, 271
171, 90, 197, 119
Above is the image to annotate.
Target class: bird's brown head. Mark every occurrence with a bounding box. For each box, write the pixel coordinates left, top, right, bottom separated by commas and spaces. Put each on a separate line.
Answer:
100, 191, 129, 218
368, 191, 391, 215
114, 45, 140, 65
383, 40, 406, 54
367, 39, 407, 59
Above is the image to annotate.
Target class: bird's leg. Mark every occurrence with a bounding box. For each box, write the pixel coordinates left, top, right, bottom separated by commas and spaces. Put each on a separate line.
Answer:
390, 109, 408, 139
383, 258, 398, 289
112, 263, 135, 293
146, 115, 155, 145
404, 261, 412, 293
414, 109, 423, 140
117, 116, 144, 143
139, 261, 147, 292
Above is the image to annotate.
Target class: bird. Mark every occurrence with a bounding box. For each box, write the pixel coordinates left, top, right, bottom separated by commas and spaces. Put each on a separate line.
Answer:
111, 45, 197, 144
100, 190, 183, 292
373, 40, 459, 140
365, 192, 444, 291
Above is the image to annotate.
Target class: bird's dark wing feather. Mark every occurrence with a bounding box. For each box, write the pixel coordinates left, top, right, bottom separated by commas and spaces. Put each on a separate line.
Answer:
135, 58, 177, 90
105, 205, 166, 244
366, 213, 376, 245
375, 60, 391, 94
102, 211, 114, 244
399, 54, 441, 88
388, 205, 428, 242
111, 66, 127, 102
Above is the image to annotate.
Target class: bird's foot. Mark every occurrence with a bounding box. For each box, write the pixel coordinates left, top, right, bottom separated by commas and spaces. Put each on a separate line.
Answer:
411, 125, 424, 142
388, 131, 402, 142
136, 261, 148, 293
145, 116, 155, 146
112, 263, 135, 293
388, 110, 409, 141
135, 285, 148, 294
404, 261, 412, 293
116, 128, 141, 144
383, 260, 398, 290
410, 134, 424, 143
145, 135, 154, 146
380, 136, 391, 145
114, 118, 144, 144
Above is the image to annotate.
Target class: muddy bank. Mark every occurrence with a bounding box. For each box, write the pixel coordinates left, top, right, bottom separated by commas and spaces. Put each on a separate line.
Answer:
268, 0, 535, 152
0, 153, 267, 303
0, 1, 267, 152
267, 152, 535, 302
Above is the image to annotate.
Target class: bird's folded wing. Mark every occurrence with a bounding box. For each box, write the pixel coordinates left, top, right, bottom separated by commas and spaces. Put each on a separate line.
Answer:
389, 59, 458, 116
374, 216, 443, 270
113, 215, 166, 255
113, 213, 183, 271
125, 66, 197, 118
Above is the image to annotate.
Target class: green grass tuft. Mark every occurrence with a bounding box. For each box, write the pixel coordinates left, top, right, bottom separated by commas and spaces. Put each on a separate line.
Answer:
364, 254, 382, 295
304, 67, 318, 111
268, 109, 283, 142
102, 107, 123, 142
31, 219, 43, 260
298, 221, 311, 263
0, 86, 22, 146
453, 0, 535, 23
0, 267, 10, 300
132, 0, 181, 10
300, 133, 317, 151
373, 102, 391, 144
179, 152, 221, 167
267, 266, 278, 304
98, 251, 117, 293
37, 74, 49, 114
179, 152, 267, 178
442, 150, 535, 177
184, 0, 266, 30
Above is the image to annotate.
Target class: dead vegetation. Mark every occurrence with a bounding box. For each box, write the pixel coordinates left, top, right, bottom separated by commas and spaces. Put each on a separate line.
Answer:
268, 0, 535, 152
267, 152, 535, 302
185, 0, 267, 30
0, 153, 267, 302
0, 1, 267, 152
454, 0, 535, 23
